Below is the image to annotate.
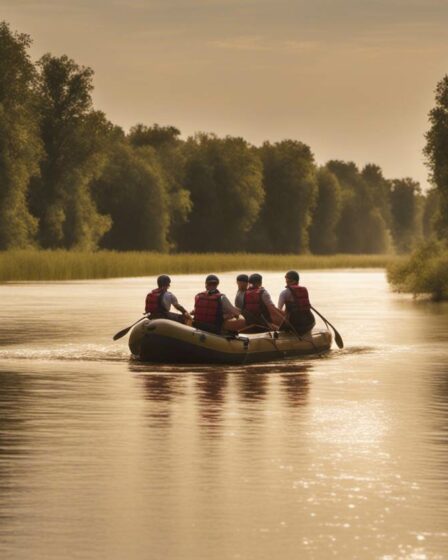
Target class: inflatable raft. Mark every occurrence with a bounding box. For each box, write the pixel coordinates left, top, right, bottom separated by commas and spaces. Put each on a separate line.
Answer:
129, 318, 332, 364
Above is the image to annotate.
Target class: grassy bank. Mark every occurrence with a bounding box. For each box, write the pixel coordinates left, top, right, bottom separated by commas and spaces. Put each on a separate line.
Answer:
0, 250, 402, 282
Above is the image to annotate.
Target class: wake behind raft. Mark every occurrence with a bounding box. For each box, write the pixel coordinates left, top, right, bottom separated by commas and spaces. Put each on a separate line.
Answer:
128, 318, 332, 364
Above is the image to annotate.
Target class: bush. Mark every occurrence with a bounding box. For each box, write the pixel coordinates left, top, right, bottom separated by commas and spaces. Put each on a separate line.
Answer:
387, 240, 448, 300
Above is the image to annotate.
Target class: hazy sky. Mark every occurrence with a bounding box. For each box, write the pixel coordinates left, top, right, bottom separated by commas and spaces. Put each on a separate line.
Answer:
3, 0, 448, 189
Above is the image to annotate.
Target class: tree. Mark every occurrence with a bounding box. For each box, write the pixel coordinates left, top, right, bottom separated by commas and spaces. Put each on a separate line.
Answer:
361, 163, 392, 228
328, 160, 391, 253
424, 75, 448, 237
177, 134, 264, 252
390, 178, 422, 253
309, 167, 342, 254
258, 140, 317, 253
422, 188, 440, 238
30, 54, 112, 249
128, 124, 191, 249
0, 22, 41, 249
129, 123, 181, 149
93, 143, 169, 251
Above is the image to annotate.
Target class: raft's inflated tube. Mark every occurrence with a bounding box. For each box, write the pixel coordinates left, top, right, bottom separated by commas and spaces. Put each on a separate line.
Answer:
129, 319, 332, 364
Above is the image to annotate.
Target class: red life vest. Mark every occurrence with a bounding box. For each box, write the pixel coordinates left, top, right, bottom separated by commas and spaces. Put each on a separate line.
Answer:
194, 290, 223, 325
243, 287, 266, 315
287, 285, 311, 312
145, 288, 165, 314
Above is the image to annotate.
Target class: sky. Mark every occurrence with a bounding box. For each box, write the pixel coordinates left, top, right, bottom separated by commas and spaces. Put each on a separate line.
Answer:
3, 0, 448, 189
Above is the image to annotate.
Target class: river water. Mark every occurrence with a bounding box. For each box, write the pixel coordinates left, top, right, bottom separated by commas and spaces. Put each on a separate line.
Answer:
1, 270, 448, 560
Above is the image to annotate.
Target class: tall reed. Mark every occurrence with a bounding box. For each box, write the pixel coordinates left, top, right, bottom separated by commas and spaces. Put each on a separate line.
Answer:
0, 250, 402, 282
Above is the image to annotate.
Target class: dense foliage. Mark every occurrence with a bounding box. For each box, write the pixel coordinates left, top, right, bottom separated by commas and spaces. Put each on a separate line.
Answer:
0, 23, 41, 249
0, 21, 435, 256
388, 74, 448, 299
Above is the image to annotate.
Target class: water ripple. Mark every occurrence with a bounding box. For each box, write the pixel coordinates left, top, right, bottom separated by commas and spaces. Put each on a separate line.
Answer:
0, 344, 129, 362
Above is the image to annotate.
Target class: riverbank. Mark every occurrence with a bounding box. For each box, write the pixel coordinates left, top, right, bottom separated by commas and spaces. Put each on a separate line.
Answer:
0, 250, 403, 282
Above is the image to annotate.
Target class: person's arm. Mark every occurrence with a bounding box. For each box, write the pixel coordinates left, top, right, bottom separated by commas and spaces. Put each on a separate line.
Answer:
234, 291, 242, 309
259, 291, 283, 326
171, 293, 192, 319
221, 295, 241, 319
261, 290, 274, 306
278, 290, 286, 310
266, 302, 285, 323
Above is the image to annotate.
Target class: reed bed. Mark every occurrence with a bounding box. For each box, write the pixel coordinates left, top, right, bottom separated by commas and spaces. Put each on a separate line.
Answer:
0, 250, 402, 282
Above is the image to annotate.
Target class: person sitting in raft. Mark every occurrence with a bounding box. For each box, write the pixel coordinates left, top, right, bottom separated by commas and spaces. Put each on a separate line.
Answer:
241, 273, 284, 332
277, 270, 316, 335
192, 274, 246, 334
145, 274, 192, 324
235, 273, 249, 309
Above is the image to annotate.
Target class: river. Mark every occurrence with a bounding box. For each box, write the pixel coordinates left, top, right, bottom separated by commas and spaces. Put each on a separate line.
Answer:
1, 270, 448, 559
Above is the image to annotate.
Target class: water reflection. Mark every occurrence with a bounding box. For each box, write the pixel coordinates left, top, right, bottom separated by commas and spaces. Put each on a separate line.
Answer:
237, 371, 269, 402
1, 272, 448, 559
280, 370, 310, 407
137, 373, 181, 402
195, 371, 228, 427
0, 371, 29, 487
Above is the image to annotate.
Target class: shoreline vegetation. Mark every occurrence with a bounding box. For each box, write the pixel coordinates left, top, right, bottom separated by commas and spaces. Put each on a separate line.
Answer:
2, 22, 448, 297
0, 251, 403, 282
387, 241, 448, 301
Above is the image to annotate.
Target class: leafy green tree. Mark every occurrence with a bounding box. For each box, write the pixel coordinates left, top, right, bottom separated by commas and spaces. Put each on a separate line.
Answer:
177, 134, 264, 252
128, 124, 191, 249
309, 167, 342, 254
361, 163, 392, 228
424, 75, 448, 237
129, 123, 181, 149
30, 54, 112, 249
328, 160, 391, 253
0, 22, 41, 249
258, 140, 317, 253
93, 143, 169, 251
422, 188, 440, 238
390, 178, 422, 253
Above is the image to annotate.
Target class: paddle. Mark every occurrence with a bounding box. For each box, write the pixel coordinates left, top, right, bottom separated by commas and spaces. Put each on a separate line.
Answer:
311, 306, 344, 349
113, 314, 149, 341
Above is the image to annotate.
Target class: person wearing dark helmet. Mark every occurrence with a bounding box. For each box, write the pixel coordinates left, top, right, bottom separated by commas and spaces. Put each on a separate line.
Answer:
145, 274, 192, 324
235, 273, 249, 309
278, 270, 315, 335
192, 274, 245, 334
242, 273, 283, 332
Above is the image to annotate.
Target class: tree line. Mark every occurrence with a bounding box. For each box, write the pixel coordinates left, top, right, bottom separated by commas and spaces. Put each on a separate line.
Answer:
0, 22, 438, 254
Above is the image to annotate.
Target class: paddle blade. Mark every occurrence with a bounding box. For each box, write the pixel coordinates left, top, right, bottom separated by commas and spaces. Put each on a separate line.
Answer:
334, 331, 344, 349
113, 315, 148, 341
113, 326, 131, 341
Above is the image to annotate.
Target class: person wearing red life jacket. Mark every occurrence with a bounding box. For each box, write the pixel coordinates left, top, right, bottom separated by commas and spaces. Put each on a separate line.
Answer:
145, 274, 192, 324
241, 273, 283, 332
277, 270, 315, 335
192, 274, 245, 334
